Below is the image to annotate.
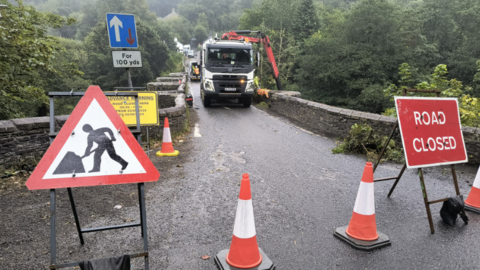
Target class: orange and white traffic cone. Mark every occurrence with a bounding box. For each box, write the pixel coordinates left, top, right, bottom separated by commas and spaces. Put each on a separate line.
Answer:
465, 166, 480, 214
346, 162, 378, 241
215, 174, 275, 270
334, 162, 391, 251
156, 117, 179, 157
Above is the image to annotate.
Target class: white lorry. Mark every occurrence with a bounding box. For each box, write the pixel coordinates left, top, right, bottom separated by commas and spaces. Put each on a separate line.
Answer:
198, 38, 256, 107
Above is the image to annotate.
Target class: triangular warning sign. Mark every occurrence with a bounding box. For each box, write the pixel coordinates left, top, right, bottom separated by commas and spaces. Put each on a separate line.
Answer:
26, 86, 160, 190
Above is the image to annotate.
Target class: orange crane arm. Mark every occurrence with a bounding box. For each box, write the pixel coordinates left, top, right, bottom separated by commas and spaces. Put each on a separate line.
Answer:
221, 30, 282, 90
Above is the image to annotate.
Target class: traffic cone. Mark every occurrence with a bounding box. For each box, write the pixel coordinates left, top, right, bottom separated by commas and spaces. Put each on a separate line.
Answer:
334, 162, 391, 251
465, 166, 480, 214
156, 117, 179, 157
215, 174, 275, 270
346, 162, 378, 241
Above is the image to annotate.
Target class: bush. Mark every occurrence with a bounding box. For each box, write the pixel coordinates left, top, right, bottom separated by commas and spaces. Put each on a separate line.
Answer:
332, 123, 404, 164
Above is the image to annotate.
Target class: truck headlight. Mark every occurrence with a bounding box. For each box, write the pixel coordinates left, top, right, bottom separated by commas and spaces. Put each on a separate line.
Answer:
245, 81, 255, 92
204, 80, 215, 91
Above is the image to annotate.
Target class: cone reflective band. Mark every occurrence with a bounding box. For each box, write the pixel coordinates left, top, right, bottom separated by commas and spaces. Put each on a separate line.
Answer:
226, 173, 262, 268
156, 117, 179, 157
465, 166, 480, 209
345, 162, 379, 241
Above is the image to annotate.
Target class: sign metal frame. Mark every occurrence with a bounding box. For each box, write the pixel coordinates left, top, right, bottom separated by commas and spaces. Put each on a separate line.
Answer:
33, 88, 154, 269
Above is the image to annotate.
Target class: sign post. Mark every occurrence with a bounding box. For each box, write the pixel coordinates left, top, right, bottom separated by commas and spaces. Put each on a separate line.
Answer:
372, 89, 468, 234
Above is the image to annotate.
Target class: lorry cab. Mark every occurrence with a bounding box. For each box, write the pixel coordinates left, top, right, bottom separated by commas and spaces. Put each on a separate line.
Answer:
198, 39, 255, 107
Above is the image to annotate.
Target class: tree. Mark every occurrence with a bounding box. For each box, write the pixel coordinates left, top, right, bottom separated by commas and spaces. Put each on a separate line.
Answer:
162, 16, 194, 44
0, 0, 78, 120
194, 25, 208, 44
291, 0, 319, 41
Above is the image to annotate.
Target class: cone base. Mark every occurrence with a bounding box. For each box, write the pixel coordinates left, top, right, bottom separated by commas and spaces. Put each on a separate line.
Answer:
334, 225, 391, 251
215, 248, 275, 270
464, 203, 480, 214
156, 150, 179, 157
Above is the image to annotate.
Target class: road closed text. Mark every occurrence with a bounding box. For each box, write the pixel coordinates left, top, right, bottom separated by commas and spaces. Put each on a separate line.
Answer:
412, 111, 456, 152
395, 97, 467, 168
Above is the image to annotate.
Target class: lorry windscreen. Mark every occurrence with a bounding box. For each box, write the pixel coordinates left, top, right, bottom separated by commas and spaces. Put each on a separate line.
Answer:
205, 48, 252, 66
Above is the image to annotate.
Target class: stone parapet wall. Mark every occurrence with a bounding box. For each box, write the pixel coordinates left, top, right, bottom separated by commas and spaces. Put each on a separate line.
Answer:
260, 91, 480, 165
0, 116, 66, 171
156, 77, 183, 82
149, 74, 187, 93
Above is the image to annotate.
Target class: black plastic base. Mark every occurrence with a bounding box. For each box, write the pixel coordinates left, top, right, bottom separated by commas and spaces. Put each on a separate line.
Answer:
214, 248, 275, 270
334, 225, 391, 251
465, 204, 480, 214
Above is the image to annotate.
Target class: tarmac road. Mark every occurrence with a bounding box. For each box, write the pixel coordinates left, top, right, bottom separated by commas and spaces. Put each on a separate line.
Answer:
165, 80, 480, 269
2, 80, 479, 269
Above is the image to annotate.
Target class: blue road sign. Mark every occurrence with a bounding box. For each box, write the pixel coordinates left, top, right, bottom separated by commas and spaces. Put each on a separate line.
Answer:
106, 13, 138, 48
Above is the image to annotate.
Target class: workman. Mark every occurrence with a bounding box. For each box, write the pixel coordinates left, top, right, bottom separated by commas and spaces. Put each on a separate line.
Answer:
81, 124, 128, 173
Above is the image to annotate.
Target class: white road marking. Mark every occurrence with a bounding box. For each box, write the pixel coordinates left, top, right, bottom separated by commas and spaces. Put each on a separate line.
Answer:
223, 107, 231, 110
194, 123, 202, 137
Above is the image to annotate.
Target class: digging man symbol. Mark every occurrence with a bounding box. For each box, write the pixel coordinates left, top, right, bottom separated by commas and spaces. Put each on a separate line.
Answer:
81, 124, 128, 173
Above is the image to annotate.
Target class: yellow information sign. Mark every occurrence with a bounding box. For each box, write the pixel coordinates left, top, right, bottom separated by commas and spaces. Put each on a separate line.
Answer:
106, 91, 159, 126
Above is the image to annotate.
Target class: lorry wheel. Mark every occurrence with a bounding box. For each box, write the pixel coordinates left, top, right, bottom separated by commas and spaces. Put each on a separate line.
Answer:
242, 97, 252, 107
202, 94, 211, 107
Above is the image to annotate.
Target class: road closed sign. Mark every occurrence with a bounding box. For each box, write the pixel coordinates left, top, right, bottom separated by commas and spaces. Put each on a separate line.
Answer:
395, 97, 468, 168
112, 51, 142, 68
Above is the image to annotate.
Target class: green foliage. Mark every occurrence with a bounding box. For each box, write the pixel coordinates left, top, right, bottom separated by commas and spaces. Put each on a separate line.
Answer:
160, 52, 185, 76
291, 0, 319, 41
384, 63, 480, 127
161, 16, 194, 44
0, 0, 79, 120
178, 0, 254, 32
332, 123, 405, 164
193, 24, 208, 44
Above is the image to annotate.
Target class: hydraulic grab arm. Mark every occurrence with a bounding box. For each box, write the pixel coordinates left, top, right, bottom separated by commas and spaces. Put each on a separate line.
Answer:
221, 30, 282, 90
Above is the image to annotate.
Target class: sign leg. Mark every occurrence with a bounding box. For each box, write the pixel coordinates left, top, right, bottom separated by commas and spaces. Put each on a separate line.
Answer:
139, 183, 149, 270
450, 165, 468, 219
373, 121, 398, 173
138, 183, 144, 238
50, 189, 56, 266
147, 127, 150, 158
418, 168, 435, 234
387, 163, 407, 197
67, 188, 84, 245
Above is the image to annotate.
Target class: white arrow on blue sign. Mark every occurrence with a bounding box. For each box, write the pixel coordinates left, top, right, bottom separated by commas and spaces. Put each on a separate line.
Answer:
106, 13, 138, 48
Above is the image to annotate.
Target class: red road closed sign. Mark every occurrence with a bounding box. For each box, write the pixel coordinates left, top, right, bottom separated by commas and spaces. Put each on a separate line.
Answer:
395, 97, 468, 168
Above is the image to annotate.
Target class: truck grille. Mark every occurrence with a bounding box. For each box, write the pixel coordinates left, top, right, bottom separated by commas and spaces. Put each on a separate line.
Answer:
212, 75, 247, 93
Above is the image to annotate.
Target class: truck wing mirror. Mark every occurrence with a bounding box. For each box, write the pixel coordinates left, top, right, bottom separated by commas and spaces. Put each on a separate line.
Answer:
256, 52, 261, 67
